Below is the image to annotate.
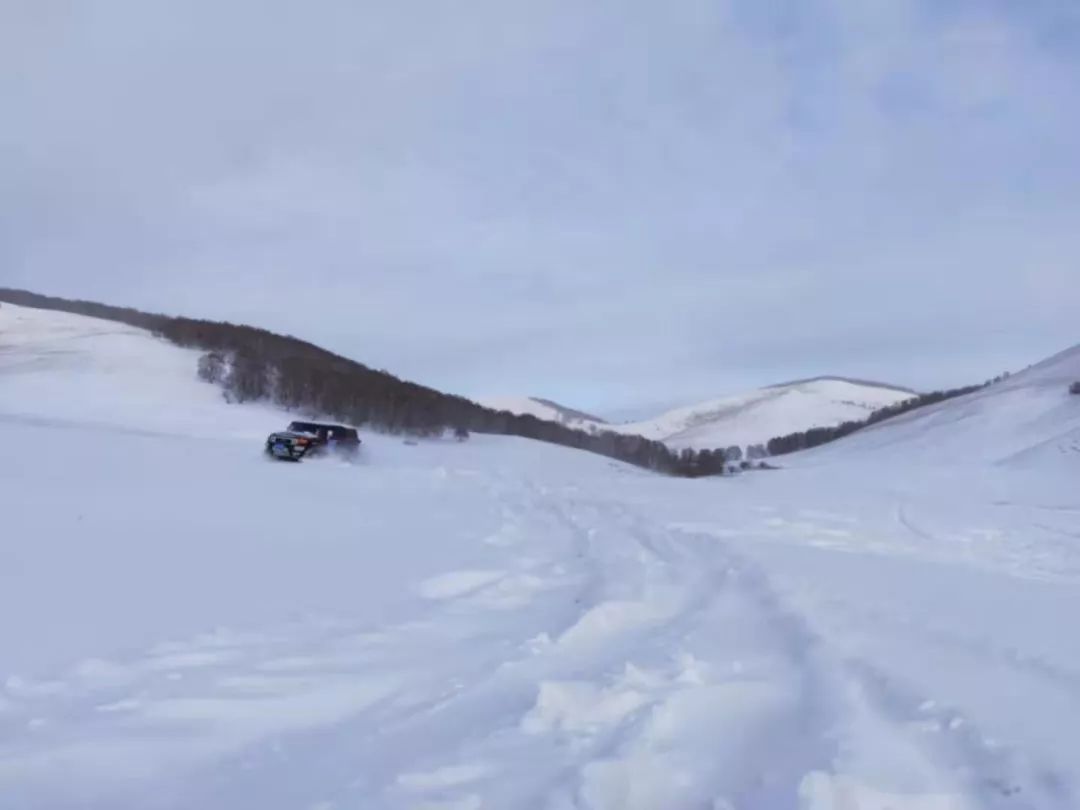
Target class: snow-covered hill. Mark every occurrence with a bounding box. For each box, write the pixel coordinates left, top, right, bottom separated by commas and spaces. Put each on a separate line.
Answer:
0, 302, 285, 437
4, 302, 1080, 810
483, 378, 915, 455
480, 396, 607, 429
803, 345, 1080, 470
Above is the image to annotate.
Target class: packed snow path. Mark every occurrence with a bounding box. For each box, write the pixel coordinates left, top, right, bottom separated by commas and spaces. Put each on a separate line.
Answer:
3, 304, 1080, 808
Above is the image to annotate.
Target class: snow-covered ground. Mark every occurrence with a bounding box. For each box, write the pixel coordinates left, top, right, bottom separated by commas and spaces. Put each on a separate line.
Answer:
3, 302, 1080, 810
481, 379, 914, 454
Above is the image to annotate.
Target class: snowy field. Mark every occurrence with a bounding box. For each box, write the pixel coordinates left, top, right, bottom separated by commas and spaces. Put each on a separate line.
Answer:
2, 304, 1080, 809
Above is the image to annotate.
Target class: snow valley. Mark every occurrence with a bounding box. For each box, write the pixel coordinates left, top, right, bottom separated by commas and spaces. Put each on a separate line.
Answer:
2, 299, 1080, 810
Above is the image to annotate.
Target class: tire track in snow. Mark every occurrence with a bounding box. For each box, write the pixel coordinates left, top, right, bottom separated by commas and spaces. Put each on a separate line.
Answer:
0, 476, 1067, 809
536, 497, 1071, 810
361, 490, 989, 810
0, 474, 598, 809
722, 514, 1078, 809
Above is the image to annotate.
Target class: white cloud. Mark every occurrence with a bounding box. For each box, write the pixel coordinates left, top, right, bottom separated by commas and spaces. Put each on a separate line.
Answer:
4, 0, 1078, 408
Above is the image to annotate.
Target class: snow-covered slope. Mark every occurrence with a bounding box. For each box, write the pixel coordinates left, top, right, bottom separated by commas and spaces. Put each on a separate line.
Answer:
615, 377, 914, 452
485, 378, 914, 454
4, 302, 1080, 810
803, 345, 1080, 470
479, 395, 607, 429
0, 302, 285, 437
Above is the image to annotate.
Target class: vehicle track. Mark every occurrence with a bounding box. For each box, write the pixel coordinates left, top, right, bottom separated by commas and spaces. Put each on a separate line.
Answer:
0, 475, 1069, 809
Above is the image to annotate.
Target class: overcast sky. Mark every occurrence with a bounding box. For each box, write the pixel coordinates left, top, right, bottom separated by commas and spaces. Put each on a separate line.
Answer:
4, 1, 1079, 413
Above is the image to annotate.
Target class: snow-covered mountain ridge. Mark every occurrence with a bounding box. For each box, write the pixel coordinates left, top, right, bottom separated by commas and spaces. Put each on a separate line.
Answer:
481, 377, 915, 454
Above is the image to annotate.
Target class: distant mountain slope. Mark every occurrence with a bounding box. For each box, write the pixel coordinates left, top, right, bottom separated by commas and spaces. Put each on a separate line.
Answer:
480, 396, 607, 429
485, 378, 915, 454
615, 378, 915, 452
764, 375, 916, 394
804, 344, 1080, 469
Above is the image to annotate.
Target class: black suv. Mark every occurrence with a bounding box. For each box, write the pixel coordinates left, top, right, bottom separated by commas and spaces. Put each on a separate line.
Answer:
266, 421, 362, 461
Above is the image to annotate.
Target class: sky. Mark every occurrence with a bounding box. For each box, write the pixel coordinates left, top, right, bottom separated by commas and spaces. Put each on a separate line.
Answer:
3, 0, 1079, 414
